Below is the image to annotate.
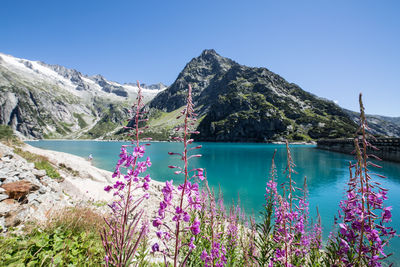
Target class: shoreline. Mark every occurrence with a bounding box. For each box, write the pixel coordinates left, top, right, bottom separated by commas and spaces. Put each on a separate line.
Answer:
25, 139, 317, 145
19, 143, 166, 220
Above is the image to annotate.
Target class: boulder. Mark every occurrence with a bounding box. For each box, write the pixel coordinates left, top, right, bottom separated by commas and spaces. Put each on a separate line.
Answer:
0, 199, 19, 217
5, 210, 22, 228
0, 194, 7, 202
1, 180, 40, 201
32, 169, 46, 178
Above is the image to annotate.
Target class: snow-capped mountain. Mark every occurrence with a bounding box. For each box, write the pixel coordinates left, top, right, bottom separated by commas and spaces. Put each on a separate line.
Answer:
0, 52, 165, 139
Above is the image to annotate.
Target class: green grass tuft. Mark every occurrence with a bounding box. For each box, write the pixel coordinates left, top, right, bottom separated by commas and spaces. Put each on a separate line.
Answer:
14, 148, 61, 179
0, 207, 104, 266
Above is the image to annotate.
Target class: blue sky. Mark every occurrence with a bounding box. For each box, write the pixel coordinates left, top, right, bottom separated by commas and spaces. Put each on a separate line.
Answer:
1, 0, 399, 116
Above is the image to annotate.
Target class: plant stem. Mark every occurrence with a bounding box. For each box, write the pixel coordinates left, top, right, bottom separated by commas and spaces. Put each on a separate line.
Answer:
174, 89, 190, 267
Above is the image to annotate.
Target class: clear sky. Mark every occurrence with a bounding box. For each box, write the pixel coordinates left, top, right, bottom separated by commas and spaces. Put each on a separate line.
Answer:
1, 0, 399, 116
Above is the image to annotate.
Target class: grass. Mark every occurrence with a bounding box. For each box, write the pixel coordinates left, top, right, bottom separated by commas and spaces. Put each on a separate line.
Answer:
73, 113, 88, 129
147, 106, 185, 128
0, 125, 14, 140
85, 120, 118, 139
0, 207, 105, 266
13, 148, 61, 179
0, 205, 165, 266
0, 125, 22, 146
58, 163, 79, 176
142, 107, 191, 141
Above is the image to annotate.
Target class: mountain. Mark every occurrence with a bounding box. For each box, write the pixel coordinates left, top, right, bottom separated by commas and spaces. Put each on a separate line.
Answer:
0, 52, 165, 139
344, 109, 400, 137
148, 49, 358, 142
1, 50, 397, 141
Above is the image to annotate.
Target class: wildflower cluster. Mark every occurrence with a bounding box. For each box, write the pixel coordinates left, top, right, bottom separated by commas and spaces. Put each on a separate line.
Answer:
261, 141, 321, 266
100, 81, 152, 266
152, 85, 205, 266
199, 181, 227, 267
99, 86, 397, 267
325, 94, 397, 267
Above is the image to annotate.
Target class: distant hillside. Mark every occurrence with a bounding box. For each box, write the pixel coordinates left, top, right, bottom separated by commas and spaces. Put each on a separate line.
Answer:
344, 109, 400, 137
0, 52, 165, 139
148, 49, 357, 142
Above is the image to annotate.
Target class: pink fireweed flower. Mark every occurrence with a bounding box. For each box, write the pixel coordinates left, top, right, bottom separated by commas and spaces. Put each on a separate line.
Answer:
326, 94, 397, 266
188, 237, 196, 251
152, 243, 159, 252
382, 206, 392, 223
151, 84, 205, 265
197, 169, 205, 180
133, 145, 145, 158
152, 218, 163, 227
142, 182, 149, 190
190, 217, 201, 235
100, 81, 152, 267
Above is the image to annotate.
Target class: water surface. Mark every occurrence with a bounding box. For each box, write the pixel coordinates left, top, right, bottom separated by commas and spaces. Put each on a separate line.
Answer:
26, 140, 400, 262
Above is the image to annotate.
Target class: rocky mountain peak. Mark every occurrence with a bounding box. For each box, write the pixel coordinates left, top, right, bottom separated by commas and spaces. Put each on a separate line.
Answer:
199, 49, 220, 61
148, 49, 360, 141
150, 49, 238, 112
188, 49, 237, 72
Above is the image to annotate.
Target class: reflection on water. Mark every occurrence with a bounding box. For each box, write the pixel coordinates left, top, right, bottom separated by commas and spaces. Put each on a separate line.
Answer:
26, 140, 400, 261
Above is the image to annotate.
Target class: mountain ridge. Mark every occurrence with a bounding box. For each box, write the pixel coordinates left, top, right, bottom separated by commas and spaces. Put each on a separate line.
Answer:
0, 52, 165, 139
148, 50, 359, 141
0, 50, 398, 140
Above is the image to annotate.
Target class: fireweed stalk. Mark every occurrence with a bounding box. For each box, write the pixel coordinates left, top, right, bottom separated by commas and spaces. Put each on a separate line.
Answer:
100, 81, 152, 267
326, 93, 397, 266
308, 207, 323, 264
291, 176, 311, 265
267, 141, 319, 266
254, 150, 278, 266
271, 141, 298, 266
199, 179, 227, 267
152, 84, 205, 266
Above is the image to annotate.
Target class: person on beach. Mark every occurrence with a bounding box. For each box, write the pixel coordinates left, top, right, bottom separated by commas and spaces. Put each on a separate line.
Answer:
88, 154, 93, 162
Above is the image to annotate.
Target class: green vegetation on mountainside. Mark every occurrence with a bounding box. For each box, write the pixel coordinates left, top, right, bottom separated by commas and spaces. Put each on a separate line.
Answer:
149, 49, 357, 142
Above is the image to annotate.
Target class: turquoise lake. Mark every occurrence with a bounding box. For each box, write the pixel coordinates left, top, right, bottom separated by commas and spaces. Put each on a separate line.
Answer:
26, 140, 400, 262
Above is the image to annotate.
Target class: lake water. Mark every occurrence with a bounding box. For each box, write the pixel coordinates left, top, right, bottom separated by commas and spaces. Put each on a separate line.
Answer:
26, 140, 400, 262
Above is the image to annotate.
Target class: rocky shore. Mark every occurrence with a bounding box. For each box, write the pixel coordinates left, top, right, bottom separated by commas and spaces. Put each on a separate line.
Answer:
0, 142, 165, 232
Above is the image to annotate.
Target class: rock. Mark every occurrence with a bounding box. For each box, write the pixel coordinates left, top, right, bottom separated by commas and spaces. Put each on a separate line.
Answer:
0, 52, 162, 139
0, 217, 5, 232
39, 187, 46, 194
0, 187, 5, 194
27, 192, 41, 204
27, 163, 35, 169
33, 169, 46, 178
5, 210, 22, 228
1, 181, 40, 201
0, 167, 10, 179
0, 199, 19, 217
0, 194, 8, 202
1, 157, 11, 163
8, 171, 20, 177
149, 49, 359, 141
3, 176, 19, 183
